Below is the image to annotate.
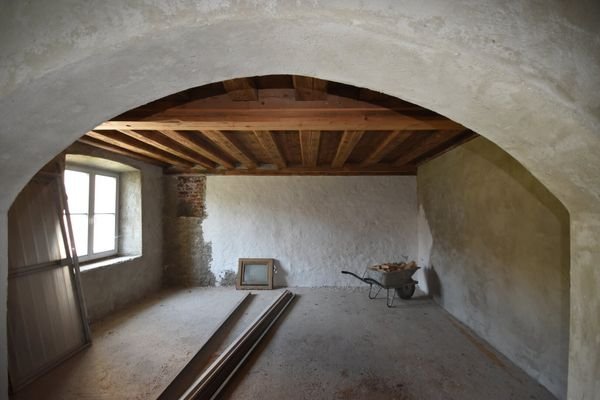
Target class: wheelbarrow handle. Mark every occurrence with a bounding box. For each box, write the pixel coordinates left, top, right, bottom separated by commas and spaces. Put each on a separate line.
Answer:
341, 270, 383, 287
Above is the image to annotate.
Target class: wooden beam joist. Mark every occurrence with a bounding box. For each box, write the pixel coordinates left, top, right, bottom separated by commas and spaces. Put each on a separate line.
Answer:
117, 129, 215, 169
96, 113, 458, 132
156, 130, 235, 169
95, 90, 463, 132
360, 131, 412, 166
85, 131, 192, 168
76, 138, 167, 167
393, 130, 466, 166
201, 130, 258, 169
331, 130, 364, 168
253, 130, 287, 169
166, 164, 416, 176
299, 130, 321, 167
222, 78, 258, 101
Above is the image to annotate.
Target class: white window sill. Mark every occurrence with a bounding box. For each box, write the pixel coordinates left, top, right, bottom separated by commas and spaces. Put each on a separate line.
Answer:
80, 255, 141, 273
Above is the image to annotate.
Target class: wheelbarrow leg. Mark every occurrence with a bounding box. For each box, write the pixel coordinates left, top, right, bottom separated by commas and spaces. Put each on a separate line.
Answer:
368, 283, 382, 299
386, 288, 396, 308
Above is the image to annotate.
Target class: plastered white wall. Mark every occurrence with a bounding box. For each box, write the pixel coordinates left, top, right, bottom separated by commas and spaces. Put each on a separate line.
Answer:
417, 137, 570, 398
204, 176, 417, 287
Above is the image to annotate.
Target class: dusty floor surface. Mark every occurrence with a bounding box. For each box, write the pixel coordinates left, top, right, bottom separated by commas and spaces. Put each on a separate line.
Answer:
12, 287, 556, 400
220, 288, 556, 400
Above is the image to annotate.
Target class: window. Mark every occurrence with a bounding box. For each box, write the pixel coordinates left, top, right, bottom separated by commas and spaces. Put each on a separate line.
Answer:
64, 167, 119, 261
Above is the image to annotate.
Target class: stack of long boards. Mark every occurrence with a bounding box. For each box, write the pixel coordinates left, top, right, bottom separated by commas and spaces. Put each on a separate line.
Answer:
159, 290, 295, 400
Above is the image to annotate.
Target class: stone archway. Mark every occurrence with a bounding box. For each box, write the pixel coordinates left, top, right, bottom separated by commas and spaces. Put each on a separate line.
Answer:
1, 2, 598, 398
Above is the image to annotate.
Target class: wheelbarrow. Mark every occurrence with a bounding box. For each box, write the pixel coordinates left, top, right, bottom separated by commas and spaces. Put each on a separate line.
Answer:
342, 265, 419, 307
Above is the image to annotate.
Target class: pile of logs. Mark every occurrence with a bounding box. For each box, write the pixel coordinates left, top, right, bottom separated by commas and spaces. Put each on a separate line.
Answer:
368, 261, 418, 272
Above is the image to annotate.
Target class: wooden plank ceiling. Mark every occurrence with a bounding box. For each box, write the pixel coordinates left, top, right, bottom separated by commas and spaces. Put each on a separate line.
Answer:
81, 75, 477, 175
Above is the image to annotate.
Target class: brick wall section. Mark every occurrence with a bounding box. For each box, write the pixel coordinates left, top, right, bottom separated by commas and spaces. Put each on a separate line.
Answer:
176, 176, 206, 218
163, 175, 214, 286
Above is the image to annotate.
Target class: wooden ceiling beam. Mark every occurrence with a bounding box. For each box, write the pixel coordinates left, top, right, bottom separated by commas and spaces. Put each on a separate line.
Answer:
96, 90, 463, 132
201, 130, 258, 169
360, 131, 413, 166
156, 130, 235, 169
393, 131, 466, 166
222, 78, 258, 101
253, 130, 287, 169
117, 129, 214, 169
331, 130, 364, 168
96, 113, 457, 132
292, 76, 328, 101
76, 138, 167, 167
299, 130, 321, 167
165, 164, 416, 176
85, 131, 193, 168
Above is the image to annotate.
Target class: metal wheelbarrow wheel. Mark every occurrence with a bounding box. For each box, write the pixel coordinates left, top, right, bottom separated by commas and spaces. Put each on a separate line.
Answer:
395, 283, 416, 299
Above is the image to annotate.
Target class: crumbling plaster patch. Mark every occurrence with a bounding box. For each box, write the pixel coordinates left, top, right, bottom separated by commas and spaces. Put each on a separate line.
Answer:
163, 175, 214, 286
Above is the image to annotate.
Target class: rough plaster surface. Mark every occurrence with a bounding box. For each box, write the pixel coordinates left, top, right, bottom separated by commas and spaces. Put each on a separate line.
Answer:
68, 144, 164, 322
0, 2, 599, 398
0, 213, 6, 396
163, 176, 214, 286
204, 176, 417, 287
119, 171, 142, 255
417, 137, 570, 399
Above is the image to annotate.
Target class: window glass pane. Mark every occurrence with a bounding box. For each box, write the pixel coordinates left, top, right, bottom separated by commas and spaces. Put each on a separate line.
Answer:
64, 170, 89, 214
69, 214, 89, 256
242, 264, 268, 285
94, 175, 117, 213
93, 214, 116, 253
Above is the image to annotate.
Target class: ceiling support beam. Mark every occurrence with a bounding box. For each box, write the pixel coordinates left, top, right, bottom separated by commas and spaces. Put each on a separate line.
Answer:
253, 130, 287, 169
117, 129, 214, 169
201, 130, 258, 169
85, 131, 192, 168
222, 78, 258, 101
360, 131, 412, 166
96, 113, 458, 132
331, 130, 364, 168
156, 130, 235, 169
95, 89, 463, 132
299, 130, 321, 167
166, 164, 416, 176
76, 138, 167, 167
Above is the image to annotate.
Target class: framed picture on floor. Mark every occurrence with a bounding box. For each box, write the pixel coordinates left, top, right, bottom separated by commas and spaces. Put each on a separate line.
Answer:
236, 258, 274, 290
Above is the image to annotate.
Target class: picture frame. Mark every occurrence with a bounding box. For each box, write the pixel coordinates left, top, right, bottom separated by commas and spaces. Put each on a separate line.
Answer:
236, 258, 274, 290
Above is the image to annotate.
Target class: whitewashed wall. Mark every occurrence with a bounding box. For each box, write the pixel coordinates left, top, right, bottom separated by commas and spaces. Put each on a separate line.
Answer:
204, 176, 417, 287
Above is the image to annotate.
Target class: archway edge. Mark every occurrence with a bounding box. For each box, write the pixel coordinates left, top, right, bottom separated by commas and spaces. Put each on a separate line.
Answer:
0, 3, 599, 399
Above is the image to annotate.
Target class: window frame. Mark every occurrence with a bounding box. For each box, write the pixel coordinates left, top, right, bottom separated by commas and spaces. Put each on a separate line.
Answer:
64, 164, 120, 262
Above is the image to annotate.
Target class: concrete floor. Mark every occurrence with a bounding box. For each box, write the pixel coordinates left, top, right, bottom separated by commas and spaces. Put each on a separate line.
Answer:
12, 288, 556, 400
